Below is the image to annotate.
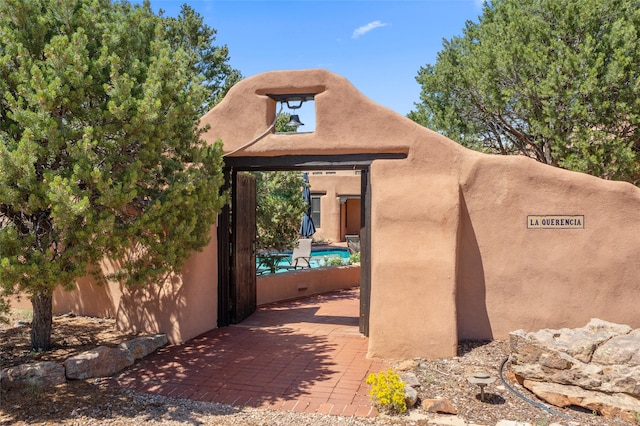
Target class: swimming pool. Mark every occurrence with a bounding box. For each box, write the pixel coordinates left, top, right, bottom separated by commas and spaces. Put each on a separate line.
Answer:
257, 247, 351, 274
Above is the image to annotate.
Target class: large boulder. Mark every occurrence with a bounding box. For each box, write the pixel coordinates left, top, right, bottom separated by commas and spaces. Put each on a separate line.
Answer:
64, 346, 134, 379
119, 334, 167, 360
509, 319, 640, 420
510, 318, 632, 364
1, 361, 66, 387
523, 380, 640, 423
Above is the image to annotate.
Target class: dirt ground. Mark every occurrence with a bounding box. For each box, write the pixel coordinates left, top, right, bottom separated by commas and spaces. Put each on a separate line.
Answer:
0, 310, 636, 425
0, 311, 140, 369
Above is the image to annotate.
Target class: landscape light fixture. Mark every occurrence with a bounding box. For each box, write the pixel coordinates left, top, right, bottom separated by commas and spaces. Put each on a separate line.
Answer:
466, 371, 496, 402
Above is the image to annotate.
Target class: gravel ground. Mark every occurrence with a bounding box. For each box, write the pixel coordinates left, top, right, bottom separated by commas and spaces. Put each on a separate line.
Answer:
1, 314, 636, 425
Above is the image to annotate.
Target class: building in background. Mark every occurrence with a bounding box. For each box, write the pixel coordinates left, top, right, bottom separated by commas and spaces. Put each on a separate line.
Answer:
307, 170, 361, 243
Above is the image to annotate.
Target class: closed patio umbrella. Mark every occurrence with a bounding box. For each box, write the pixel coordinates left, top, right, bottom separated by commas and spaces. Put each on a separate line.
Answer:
299, 172, 316, 238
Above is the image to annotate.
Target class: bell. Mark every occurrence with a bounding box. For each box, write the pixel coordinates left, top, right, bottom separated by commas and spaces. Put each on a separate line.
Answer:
286, 114, 304, 127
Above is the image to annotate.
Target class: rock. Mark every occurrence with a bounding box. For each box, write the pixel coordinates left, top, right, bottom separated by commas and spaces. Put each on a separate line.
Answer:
421, 397, 457, 415
523, 379, 640, 423
592, 329, 640, 366
396, 359, 418, 371
427, 415, 472, 425
400, 371, 421, 388
64, 346, 134, 379
510, 319, 640, 396
119, 334, 167, 360
404, 384, 418, 408
510, 355, 606, 390
1, 362, 66, 387
511, 318, 632, 364
509, 319, 640, 423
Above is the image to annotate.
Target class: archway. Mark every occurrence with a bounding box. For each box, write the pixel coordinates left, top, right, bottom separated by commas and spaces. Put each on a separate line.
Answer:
217, 154, 403, 336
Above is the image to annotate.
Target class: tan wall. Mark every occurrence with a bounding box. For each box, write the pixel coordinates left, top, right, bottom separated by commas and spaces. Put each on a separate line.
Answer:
307, 173, 360, 242
6, 295, 33, 311
455, 155, 640, 340
201, 69, 640, 360
257, 265, 360, 306
53, 225, 219, 345
50, 69, 639, 361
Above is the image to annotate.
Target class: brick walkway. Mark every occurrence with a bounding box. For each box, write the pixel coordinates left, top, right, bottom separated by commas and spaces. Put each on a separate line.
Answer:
112, 287, 388, 417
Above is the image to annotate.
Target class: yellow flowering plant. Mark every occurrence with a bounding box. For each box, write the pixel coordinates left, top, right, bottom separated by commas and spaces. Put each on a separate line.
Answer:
365, 368, 407, 414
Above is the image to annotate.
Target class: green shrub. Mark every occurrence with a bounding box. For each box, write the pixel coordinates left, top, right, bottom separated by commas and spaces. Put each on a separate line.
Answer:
366, 368, 407, 414
350, 252, 361, 263
322, 256, 345, 266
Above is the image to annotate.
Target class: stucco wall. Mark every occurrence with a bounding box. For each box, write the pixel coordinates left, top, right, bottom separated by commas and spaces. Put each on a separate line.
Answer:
53, 225, 219, 345
456, 155, 640, 340
307, 173, 361, 242
201, 69, 640, 359
257, 265, 360, 306
6, 295, 32, 311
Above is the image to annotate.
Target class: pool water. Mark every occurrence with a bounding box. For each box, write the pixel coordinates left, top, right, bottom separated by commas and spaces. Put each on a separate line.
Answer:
257, 247, 351, 274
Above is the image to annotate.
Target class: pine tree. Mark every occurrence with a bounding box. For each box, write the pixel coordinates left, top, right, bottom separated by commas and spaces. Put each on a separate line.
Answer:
0, 0, 232, 350
410, 0, 640, 183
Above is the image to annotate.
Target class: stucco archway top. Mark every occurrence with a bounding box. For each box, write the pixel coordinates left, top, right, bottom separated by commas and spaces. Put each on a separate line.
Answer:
200, 69, 464, 161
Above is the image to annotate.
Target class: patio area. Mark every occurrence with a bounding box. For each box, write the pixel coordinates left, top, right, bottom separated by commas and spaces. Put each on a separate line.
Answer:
110, 287, 389, 417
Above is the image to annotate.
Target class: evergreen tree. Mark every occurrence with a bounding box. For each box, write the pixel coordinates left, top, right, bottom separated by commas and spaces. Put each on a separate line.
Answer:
0, 0, 231, 350
410, 0, 640, 183
253, 113, 308, 273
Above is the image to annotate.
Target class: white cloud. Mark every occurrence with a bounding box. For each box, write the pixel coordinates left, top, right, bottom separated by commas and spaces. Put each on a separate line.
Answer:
352, 21, 388, 39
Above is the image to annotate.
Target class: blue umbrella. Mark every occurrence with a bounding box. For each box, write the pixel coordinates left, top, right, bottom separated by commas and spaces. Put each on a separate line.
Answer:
299, 172, 316, 238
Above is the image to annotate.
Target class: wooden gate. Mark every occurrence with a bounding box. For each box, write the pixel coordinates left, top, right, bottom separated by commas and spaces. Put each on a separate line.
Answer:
231, 172, 257, 323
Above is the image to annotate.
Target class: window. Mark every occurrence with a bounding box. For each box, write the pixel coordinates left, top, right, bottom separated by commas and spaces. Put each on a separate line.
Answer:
311, 195, 321, 228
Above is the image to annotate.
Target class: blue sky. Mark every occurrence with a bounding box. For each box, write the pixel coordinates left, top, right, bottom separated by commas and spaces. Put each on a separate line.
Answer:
145, 0, 484, 119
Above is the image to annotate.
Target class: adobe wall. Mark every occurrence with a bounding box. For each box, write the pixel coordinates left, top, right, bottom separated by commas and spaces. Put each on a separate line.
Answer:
455, 155, 640, 340
257, 265, 359, 306
53, 225, 219, 345
307, 173, 361, 242
6, 294, 32, 311
201, 69, 640, 359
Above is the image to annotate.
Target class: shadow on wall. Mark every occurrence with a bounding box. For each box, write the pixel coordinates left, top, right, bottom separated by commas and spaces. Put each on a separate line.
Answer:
113, 270, 188, 343
52, 226, 218, 346
456, 193, 492, 340
53, 258, 189, 343
52, 266, 119, 318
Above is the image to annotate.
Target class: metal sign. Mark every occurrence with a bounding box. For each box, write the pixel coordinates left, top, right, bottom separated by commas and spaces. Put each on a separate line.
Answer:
527, 215, 584, 229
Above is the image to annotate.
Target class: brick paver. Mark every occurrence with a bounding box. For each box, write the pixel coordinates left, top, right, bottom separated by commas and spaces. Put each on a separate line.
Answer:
112, 287, 388, 417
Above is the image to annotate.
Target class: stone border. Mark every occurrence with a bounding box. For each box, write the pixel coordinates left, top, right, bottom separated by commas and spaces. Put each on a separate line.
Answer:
0, 334, 167, 387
